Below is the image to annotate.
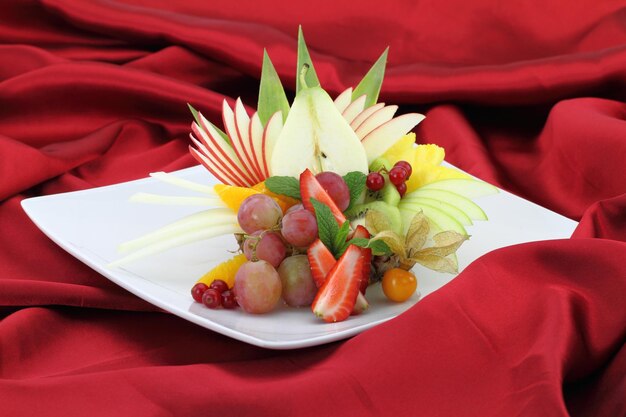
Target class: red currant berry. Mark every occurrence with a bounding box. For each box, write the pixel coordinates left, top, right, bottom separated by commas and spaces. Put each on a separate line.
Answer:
202, 288, 222, 309
221, 290, 237, 309
396, 182, 407, 197
366, 172, 385, 191
209, 279, 229, 294
191, 283, 209, 303
389, 166, 408, 186
394, 161, 412, 179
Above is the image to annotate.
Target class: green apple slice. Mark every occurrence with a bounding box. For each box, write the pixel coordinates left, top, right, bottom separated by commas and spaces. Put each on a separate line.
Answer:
402, 189, 487, 221
401, 197, 473, 226
269, 82, 368, 177
400, 203, 467, 236
419, 178, 499, 199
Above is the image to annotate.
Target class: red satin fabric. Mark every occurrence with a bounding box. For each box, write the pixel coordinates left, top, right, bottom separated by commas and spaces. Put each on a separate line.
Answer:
1, 1, 625, 416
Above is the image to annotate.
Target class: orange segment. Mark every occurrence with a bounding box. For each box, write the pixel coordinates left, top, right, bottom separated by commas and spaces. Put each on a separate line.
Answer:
214, 183, 299, 214
197, 253, 247, 288
214, 184, 259, 212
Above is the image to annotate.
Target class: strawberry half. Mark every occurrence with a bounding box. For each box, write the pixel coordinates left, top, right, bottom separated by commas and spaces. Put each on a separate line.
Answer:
299, 169, 347, 225
307, 239, 336, 288
308, 239, 369, 315
312, 245, 364, 323
351, 225, 372, 294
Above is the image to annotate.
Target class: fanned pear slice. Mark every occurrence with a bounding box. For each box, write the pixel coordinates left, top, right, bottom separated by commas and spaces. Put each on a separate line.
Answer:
361, 113, 425, 163
270, 85, 368, 177
263, 111, 283, 177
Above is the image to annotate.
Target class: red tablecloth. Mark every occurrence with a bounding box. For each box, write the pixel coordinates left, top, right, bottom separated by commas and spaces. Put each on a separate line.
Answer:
1, 1, 625, 415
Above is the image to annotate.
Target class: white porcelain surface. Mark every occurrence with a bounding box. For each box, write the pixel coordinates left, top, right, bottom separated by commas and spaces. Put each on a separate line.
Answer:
21, 165, 578, 349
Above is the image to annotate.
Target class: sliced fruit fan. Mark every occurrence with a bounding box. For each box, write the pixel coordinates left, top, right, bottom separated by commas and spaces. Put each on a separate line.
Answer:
111, 28, 498, 323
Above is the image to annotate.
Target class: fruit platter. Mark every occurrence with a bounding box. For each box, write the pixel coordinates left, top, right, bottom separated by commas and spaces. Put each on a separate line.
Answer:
21, 29, 577, 348
110, 28, 499, 323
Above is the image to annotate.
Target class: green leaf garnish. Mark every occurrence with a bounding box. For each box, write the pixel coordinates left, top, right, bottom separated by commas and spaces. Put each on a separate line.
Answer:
310, 198, 338, 252
296, 26, 320, 93
332, 221, 352, 257
264, 176, 301, 200
258, 50, 290, 125
187, 103, 231, 145
352, 47, 388, 108
343, 171, 367, 212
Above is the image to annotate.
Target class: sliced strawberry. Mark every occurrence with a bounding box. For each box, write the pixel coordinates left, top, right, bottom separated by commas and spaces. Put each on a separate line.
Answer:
308, 239, 369, 315
299, 169, 347, 225
312, 245, 363, 323
307, 239, 336, 288
351, 225, 372, 295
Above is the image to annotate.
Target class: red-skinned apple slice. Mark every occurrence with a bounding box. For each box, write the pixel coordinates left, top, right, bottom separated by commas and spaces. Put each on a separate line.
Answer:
248, 111, 267, 180
192, 121, 253, 187
189, 144, 243, 187
333, 87, 353, 113
361, 113, 426, 163
355, 105, 398, 139
341, 94, 367, 124
221, 101, 259, 185
350, 102, 385, 130
189, 132, 247, 187
263, 111, 283, 177
234, 99, 263, 182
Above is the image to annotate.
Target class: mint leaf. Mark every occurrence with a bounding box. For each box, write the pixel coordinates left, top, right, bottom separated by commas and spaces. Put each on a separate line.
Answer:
332, 221, 352, 258
343, 171, 367, 212
310, 198, 339, 251
352, 48, 388, 108
258, 50, 290, 125
264, 176, 301, 200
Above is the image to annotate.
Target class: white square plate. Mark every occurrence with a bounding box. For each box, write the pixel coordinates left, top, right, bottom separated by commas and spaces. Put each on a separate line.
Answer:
21, 165, 578, 349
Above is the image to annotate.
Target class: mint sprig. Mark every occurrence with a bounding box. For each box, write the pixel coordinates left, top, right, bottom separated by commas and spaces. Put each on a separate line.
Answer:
264, 176, 301, 200
343, 171, 367, 212
310, 198, 351, 259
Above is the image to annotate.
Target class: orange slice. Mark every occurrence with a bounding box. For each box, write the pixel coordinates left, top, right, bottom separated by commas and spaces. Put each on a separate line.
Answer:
214, 184, 259, 212
196, 253, 247, 288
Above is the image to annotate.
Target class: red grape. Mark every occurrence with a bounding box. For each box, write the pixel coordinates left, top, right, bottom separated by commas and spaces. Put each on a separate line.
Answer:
243, 231, 287, 268
281, 209, 318, 248
234, 261, 282, 314
277, 255, 317, 307
237, 194, 283, 234
315, 172, 351, 211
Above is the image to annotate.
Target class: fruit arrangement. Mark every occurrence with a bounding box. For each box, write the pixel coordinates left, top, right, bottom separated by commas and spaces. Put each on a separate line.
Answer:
112, 28, 498, 323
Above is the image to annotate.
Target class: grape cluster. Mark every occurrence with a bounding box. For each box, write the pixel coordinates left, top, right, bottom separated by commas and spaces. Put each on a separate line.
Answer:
366, 160, 412, 196
191, 172, 352, 314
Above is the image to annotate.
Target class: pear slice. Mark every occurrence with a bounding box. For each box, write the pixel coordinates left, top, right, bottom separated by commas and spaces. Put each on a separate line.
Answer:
402, 188, 487, 221
269, 83, 368, 177
263, 111, 283, 177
